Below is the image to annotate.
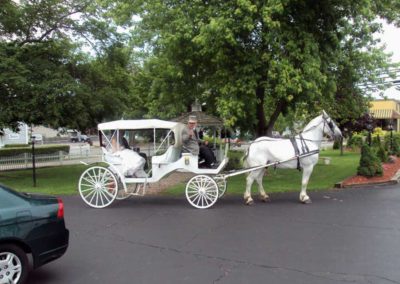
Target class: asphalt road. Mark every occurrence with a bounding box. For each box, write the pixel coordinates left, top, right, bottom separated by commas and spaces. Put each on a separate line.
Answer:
29, 184, 400, 284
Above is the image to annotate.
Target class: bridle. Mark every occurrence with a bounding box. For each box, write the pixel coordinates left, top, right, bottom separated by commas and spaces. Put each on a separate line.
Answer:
321, 114, 336, 138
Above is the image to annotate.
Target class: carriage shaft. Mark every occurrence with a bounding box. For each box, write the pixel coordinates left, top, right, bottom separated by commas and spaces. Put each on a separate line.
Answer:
222, 150, 320, 179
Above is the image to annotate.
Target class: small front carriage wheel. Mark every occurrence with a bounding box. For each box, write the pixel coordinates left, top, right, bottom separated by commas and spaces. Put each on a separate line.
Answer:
0, 244, 28, 284
79, 166, 118, 208
213, 175, 227, 198
185, 175, 219, 209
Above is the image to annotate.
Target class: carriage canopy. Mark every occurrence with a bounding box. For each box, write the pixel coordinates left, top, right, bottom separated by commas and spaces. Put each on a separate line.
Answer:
98, 119, 183, 132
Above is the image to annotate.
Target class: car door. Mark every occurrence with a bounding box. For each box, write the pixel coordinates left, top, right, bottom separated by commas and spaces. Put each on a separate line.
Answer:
0, 186, 32, 239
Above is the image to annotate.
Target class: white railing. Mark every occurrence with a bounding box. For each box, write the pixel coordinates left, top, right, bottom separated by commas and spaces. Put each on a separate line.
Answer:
0, 150, 102, 171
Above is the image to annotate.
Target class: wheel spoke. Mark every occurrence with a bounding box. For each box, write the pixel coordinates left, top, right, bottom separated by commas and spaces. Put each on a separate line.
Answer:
90, 168, 99, 183
88, 190, 96, 204
82, 177, 96, 186
203, 194, 211, 206
192, 193, 201, 205
101, 171, 111, 185
95, 191, 100, 206
187, 186, 199, 191
98, 190, 105, 206
188, 192, 200, 199
83, 189, 95, 199
80, 187, 94, 193
103, 181, 116, 187
205, 192, 217, 201
102, 188, 114, 199
187, 187, 199, 193
86, 169, 97, 184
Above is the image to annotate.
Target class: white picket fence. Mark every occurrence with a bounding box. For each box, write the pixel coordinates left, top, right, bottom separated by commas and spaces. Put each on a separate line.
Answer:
0, 150, 101, 171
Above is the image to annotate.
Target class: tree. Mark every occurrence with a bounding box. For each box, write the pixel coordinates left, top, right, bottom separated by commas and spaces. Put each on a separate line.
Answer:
109, 0, 400, 136
357, 144, 383, 177
0, 0, 131, 131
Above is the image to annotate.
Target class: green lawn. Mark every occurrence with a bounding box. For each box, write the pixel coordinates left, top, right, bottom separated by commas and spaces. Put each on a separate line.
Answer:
0, 164, 88, 195
165, 149, 360, 195
0, 150, 360, 196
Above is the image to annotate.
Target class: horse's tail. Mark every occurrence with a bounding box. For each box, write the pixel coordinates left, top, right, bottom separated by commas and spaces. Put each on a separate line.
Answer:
242, 145, 251, 169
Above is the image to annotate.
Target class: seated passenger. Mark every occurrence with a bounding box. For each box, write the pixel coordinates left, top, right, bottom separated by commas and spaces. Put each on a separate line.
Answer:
181, 116, 216, 168
110, 132, 146, 177
199, 140, 216, 168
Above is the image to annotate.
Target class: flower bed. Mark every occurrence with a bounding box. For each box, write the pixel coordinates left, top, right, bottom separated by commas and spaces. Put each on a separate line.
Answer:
341, 157, 400, 186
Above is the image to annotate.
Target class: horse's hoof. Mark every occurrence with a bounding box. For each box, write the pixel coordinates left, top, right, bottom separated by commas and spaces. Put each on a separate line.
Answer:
301, 199, 312, 204
245, 199, 254, 205
260, 196, 271, 203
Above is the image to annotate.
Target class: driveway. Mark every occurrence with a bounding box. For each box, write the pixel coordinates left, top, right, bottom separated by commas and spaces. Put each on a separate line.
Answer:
29, 184, 400, 284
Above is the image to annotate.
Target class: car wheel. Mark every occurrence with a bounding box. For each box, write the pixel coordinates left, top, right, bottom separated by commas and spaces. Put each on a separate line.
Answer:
0, 244, 29, 284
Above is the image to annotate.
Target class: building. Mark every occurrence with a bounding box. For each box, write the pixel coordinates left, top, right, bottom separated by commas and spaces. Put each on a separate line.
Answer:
369, 99, 400, 131
0, 123, 29, 148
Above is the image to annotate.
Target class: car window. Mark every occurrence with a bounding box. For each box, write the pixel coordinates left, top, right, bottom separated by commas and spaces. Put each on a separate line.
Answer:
0, 186, 27, 209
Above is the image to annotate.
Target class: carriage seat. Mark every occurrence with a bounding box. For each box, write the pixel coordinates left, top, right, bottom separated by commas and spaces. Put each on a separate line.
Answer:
152, 146, 181, 165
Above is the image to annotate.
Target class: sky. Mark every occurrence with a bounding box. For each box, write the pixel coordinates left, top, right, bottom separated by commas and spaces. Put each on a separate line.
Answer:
373, 21, 400, 99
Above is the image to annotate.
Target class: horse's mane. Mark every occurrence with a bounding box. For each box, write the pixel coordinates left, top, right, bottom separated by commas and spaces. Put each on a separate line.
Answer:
302, 114, 323, 133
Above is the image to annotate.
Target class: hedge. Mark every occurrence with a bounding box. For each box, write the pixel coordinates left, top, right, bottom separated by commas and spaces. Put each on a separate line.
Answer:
4, 144, 30, 148
0, 145, 70, 157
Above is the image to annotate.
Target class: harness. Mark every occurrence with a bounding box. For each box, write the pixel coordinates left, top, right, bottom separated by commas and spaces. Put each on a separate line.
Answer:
290, 135, 310, 171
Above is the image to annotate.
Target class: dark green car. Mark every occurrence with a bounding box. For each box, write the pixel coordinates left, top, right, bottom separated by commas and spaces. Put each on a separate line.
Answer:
0, 184, 69, 284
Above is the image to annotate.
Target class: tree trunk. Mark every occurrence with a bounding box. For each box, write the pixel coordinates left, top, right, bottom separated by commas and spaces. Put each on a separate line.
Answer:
265, 99, 287, 136
255, 85, 266, 137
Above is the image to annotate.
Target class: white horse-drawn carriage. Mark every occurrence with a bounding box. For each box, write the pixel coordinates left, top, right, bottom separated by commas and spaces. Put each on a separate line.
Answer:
78, 119, 230, 209
78, 111, 342, 209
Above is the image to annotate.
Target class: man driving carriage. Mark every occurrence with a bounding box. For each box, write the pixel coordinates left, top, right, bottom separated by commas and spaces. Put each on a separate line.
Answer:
181, 116, 216, 168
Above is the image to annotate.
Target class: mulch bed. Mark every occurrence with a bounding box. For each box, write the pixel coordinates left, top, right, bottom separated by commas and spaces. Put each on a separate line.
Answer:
341, 156, 400, 187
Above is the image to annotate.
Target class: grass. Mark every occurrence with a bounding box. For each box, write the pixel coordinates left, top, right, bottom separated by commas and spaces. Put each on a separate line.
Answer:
0, 149, 360, 196
0, 164, 88, 195
164, 149, 360, 195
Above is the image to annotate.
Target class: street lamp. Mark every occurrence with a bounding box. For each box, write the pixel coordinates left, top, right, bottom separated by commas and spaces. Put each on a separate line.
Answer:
366, 114, 374, 146
31, 134, 37, 187
388, 121, 394, 154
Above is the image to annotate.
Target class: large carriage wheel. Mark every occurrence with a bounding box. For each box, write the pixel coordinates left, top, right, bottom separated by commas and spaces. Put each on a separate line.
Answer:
213, 175, 227, 198
79, 166, 118, 208
185, 175, 219, 209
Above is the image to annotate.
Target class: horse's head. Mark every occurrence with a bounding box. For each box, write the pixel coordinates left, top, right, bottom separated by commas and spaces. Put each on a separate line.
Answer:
322, 110, 342, 139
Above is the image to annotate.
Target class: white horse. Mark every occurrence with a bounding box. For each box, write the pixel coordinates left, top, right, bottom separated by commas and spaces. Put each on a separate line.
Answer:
243, 110, 342, 205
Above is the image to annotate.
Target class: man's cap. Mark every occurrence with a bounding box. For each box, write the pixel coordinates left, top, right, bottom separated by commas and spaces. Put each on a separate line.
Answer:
188, 115, 197, 123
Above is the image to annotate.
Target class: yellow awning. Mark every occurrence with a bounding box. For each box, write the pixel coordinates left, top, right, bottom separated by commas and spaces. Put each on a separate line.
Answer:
371, 109, 400, 119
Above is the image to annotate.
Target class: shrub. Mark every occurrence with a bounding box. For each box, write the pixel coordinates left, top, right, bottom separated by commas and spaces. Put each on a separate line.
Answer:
357, 144, 382, 177
0, 145, 70, 157
347, 133, 364, 148
225, 150, 243, 171
384, 132, 400, 156
333, 140, 340, 150
371, 135, 382, 148
376, 145, 388, 163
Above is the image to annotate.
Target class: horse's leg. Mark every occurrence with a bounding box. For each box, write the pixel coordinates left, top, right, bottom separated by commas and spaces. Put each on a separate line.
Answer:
255, 168, 270, 202
299, 166, 313, 204
244, 171, 258, 205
